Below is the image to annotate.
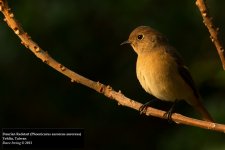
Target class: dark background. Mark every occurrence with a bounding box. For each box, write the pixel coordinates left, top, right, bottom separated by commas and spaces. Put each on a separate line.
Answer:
1, 0, 225, 149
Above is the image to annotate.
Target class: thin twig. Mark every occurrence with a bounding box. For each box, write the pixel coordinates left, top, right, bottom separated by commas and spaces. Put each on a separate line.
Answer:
0, 0, 225, 133
196, 0, 225, 70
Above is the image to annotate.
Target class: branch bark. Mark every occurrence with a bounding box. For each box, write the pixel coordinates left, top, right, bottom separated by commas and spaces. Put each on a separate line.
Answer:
0, 0, 225, 133
196, 0, 225, 70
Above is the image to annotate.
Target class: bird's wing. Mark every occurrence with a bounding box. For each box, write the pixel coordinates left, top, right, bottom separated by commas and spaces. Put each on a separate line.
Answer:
166, 47, 199, 99
178, 65, 199, 99
166, 47, 214, 121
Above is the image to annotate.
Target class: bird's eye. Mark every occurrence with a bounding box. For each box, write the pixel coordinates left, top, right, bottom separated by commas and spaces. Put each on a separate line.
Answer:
137, 34, 144, 40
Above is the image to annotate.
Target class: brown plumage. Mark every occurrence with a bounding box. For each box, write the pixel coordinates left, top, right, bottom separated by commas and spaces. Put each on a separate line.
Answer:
122, 26, 214, 122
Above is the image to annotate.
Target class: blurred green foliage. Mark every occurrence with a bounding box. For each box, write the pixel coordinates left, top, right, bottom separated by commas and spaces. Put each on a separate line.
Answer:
1, 0, 225, 149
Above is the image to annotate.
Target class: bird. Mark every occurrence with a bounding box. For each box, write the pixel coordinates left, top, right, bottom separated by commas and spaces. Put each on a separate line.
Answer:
121, 26, 214, 122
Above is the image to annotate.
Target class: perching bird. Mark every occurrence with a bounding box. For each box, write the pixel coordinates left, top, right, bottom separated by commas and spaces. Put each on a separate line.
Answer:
121, 26, 214, 122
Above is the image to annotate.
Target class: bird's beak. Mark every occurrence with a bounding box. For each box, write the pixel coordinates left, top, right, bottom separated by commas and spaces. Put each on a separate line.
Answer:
120, 40, 130, 45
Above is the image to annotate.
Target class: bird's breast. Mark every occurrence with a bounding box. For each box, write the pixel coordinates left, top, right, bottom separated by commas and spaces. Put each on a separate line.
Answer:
136, 52, 170, 95
136, 50, 192, 102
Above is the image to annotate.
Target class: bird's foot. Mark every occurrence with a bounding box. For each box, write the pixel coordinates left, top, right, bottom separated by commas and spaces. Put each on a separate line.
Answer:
139, 99, 157, 114
163, 101, 177, 123
163, 109, 173, 123
139, 101, 151, 114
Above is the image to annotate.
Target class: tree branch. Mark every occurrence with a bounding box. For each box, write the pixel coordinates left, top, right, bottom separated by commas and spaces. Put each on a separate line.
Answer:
0, 0, 225, 133
196, 0, 225, 70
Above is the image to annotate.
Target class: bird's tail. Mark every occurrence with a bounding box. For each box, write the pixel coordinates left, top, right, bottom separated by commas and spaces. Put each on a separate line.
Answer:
193, 102, 214, 122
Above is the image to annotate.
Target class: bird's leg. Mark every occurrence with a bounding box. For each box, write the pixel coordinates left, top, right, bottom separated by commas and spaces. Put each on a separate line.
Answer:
139, 98, 158, 114
163, 100, 178, 122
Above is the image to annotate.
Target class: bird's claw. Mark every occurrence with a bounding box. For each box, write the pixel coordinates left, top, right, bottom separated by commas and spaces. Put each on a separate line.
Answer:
139, 101, 152, 114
